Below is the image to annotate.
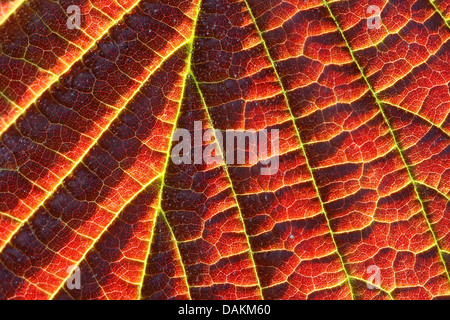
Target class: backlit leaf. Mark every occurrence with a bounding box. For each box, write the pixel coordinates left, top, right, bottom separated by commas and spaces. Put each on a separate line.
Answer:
0, 0, 449, 300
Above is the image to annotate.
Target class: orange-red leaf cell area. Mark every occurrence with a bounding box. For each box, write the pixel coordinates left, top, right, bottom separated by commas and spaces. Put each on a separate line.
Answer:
0, 0, 449, 300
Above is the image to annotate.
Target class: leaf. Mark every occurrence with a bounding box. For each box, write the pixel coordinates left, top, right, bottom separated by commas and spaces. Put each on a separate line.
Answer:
0, 0, 449, 300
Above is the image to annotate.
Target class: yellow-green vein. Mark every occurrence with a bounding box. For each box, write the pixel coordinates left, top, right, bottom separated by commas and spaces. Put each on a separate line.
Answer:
137, 0, 203, 299
191, 72, 265, 299
0, 41, 190, 257
322, 0, 450, 287
243, 0, 356, 299
0, 0, 143, 138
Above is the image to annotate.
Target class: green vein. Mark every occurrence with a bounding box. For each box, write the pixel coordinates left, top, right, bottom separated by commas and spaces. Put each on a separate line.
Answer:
0, 41, 189, 257
429, 0, 450, 29
191, 72, 265, 300
415, 181, 450, 201
243, 0, 356, 299
137, 0, 203, 299
159, 210, 192, 299
49, 173, 164, 299
0, 44, 58, 77
381, 101, 450, 138
322, 0, 450, 287
136, 64, 192, 300
0, 211, 22, 224
348, 276, 394, 300
0, 91, 23, 112
84, 257, 110, 299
